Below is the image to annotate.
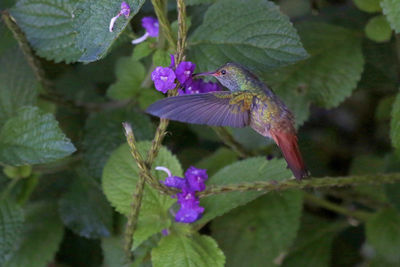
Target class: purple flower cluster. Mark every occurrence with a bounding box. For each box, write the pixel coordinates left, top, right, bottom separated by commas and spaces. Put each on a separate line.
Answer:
109, 2, 131, 32
151, 57, 222, 94
156, 166, 208, 223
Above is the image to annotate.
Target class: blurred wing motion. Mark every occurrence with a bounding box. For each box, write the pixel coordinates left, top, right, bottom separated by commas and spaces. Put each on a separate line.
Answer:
146, 91, 254, 127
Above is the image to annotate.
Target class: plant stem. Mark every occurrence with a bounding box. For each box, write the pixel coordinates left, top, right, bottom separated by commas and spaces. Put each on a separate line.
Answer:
151, 0, 176, 50
124, 174, 145, 259
1, 11, 53, 93
323, 188, 388, 210
304, 193, 371, 221
146, 0, 187, 168
123, 1, 189, 258
0, 178, 20, 201
17, 175, 39, 205
123, 122, 177, 194
176, 0, 187, 64
197, 173, 400, 198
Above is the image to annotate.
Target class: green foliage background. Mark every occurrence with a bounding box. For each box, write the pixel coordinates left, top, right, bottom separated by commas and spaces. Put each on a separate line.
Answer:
1, 0, 400, 266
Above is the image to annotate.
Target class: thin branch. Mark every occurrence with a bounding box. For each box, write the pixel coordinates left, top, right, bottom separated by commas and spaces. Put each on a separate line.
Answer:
176, 0, 187, 64
197, 173, 400, 198
123, 1, 188, 258
151, 0, 176, 50
0, 178, 20, 201
124, 174, 145, 258
304, 193, 371, 221
1, 11, 53, 93
323, 188, 389, 210
212, 127, 253, 158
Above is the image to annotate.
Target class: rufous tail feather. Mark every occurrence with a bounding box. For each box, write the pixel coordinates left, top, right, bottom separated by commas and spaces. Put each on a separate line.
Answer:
270, 131, 308, 180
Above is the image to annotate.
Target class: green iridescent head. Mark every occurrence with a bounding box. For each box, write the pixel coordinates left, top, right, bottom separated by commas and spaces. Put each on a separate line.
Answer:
196, 62, 260, 92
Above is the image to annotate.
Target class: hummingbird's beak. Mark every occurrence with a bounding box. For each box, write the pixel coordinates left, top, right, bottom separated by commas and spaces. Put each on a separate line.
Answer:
193, 71, 216, 77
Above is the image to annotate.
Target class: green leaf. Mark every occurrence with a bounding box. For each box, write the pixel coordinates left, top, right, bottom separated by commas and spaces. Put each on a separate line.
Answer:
151, 233, 225, 267
196, 147, 238, 176
353, 0, 382, 13
102, 141, 182, 248
10, 0, 83, 63
383, 155, 400, 212
385, 182, 400, 213
102, 232, 159, 267
376, 95, 396, 122
232, 127, 272, 150
107, 58, 146, 100
132, 41, 156, 61
59, 174, 113, 239
391, 92, 400, 150
188, 0, 308, 73
74, 0, 145, 62
264, 23, 364, 126
102, 235, 130, 267
349, 154, 386, 175
138, 89, 164, 110
3, 202, 63, 267
365, 15, 392, 43
83, 108, 154, 179
368, 254, 400, 267
366, 208, 400, 263
348, 154, 389, 205
282, 215, 345, 267
211, 190, 303, 267
0, 106, 76, 166
186, 0, 216, 5
0, 0, 16, 10
0, 23, 17, 56
3, 165, 32, 179
0, 47, 38, 127
195, 157, 292, 226
11, 0, 145, 63
381, 0, 400, 33
0, 200, 24, 264
152, 50, 171, 67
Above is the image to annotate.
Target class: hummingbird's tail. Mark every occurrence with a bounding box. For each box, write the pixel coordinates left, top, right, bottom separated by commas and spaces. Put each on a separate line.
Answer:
270, 130, 309, 180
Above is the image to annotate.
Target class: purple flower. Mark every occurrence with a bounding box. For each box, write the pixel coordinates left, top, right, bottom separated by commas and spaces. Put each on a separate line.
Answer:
162, 176, 187, 190
132, 16, 159, 44
175, 191, 204, 223
170, 54, 175, 68
201, 81, 222, 93
173, 61, 222, 95
120, 1, 130, 17
161, 229, 169, 236
151, 67, 176, 93
156, 166, 208, 224
109, 1, 131, 32
180, 79, 221, 95
175, 62, 196, 85
184, 80, 201, 95
175, 205, 204, 223
177, 191, 198, 207
185, 166, 208, 192
142, 17, 159, 37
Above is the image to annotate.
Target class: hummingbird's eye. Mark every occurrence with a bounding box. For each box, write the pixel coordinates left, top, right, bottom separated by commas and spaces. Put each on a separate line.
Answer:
220, 70, 226, 75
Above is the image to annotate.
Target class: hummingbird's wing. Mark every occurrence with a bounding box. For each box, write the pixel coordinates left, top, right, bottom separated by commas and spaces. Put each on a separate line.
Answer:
146, 91, 254, 127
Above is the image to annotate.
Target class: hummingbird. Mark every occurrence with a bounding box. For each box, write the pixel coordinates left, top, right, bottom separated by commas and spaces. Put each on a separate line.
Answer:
146, 63, 308, 179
